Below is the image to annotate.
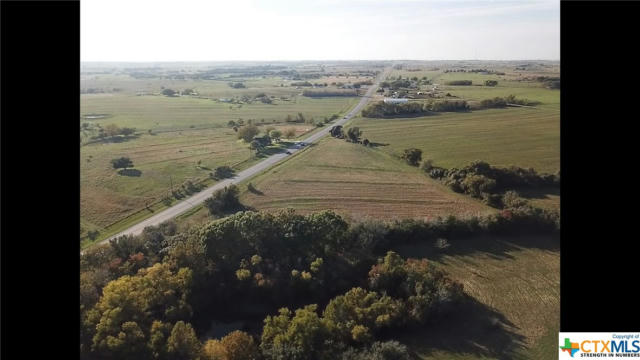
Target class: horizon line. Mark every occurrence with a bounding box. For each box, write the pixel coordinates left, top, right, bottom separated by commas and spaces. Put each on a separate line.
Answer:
82, 58, 560, 63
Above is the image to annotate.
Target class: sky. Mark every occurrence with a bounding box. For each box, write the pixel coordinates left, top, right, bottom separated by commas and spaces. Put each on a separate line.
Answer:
81, 0, 560, 62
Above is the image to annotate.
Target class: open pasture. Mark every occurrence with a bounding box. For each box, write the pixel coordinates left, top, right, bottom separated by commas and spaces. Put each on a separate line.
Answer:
353, 106, 559, 173
240, 137, 493, 221
391, 234, 559, 359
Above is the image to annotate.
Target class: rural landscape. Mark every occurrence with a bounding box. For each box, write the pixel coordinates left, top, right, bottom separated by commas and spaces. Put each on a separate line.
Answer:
80, 0, 559, 359
80, 59, 560, 360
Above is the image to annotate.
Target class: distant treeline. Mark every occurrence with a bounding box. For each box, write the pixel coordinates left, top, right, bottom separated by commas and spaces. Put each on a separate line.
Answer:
444, 69, 505, 75
302, 90, 358, 97
362, 100, 469, 118
445, 80, 473, 86
479, 95, 540, 108
81, 88, 122, 94
536, 76, 560, 89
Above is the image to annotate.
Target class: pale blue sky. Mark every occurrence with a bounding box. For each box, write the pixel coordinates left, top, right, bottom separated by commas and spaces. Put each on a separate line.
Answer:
81, 0, 559, 61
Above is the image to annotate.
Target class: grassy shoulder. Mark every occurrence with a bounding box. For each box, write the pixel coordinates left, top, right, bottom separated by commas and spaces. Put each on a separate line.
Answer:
80, 125, 335, 249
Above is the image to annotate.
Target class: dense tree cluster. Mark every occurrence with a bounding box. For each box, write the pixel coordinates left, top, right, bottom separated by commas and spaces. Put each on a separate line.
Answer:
535, 76, 560, 89
290, 81, 313, 87
228, 82, 246, 89
401, 148, 422, 166
81, 206, 558, 359
212, 166, 235, 180
425, 160, 559, 208
444, 80, 472, 86
480, 95, 539, 108
203, 185, 243, 217
361, 100, 469, 118
302, 90, 358, 97
237, 124, 260, 142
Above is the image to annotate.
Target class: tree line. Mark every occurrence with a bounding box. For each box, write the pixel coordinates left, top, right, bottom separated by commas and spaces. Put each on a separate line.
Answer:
361, 100, 469, 118
410, 156, 559, 209
81, 206, 558, 360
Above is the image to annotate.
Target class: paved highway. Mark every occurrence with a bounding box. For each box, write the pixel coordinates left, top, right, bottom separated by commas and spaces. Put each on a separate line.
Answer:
88, 66, 391, 249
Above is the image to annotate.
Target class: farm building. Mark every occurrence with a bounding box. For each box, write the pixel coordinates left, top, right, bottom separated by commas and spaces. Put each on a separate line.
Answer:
383, 98, 409, 104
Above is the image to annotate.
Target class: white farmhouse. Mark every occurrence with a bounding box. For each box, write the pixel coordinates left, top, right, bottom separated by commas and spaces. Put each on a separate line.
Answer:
383, 98, 408, 104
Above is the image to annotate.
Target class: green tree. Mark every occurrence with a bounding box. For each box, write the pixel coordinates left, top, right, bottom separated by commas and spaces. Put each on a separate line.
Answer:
284, 127, 297, 139
261, 305, 335, 360
162, 88, 177, 96
238, 124, 259, 142
269, 129, 282, 142
111, 157, 134, 170
401, 148, 422, 166
213, 166, 234, 179
322, 287, 402, 343
87, 263, 193, 358
203, 185, 242, 217
346, 127, 362, 143
167, 321, 202, 360
104, 123, 121, 137
120, 127, 136, 136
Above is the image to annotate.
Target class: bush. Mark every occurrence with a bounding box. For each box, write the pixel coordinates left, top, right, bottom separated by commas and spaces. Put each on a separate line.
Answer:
238, 125, 259, 142
420, 159, 434, 172
401, 148, 422, 166
368, 252, 464, 323
213, 166, 234, 180
480, 97, 508, 108
484, 80, 498, 86
429, 167, 447, 179
204, 185, 242, 216
502, 190, 528, 208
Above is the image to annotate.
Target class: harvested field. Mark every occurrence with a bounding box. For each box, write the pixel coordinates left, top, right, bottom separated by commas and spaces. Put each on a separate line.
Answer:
241, 138, 493, 221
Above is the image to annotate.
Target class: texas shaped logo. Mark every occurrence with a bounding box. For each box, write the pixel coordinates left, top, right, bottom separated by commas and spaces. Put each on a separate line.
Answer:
560, 338, 580, 357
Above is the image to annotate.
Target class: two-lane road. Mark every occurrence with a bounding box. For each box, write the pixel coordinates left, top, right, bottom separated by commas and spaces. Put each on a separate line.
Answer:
87, 66, 391, 249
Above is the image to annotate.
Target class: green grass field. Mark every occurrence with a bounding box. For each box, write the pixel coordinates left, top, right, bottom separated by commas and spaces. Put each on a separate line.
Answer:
239, 137, 494, 222
353, 106, 559, 173
389, 234, 559, 359
81, 93, 359, 132
80, 76, 358, 242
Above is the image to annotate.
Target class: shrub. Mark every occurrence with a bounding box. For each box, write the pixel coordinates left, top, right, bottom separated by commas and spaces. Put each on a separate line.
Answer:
502, 190, 528, 208
480, 97, 508, 108
213, 166, 234, 180
484, 80, 498, 86
368, 252, 464, 323
401, 148, 422, 166
238, 125, 259, 142
161, 88, 177, 96
420, 159, 434, 172
204, 185, 242, 216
